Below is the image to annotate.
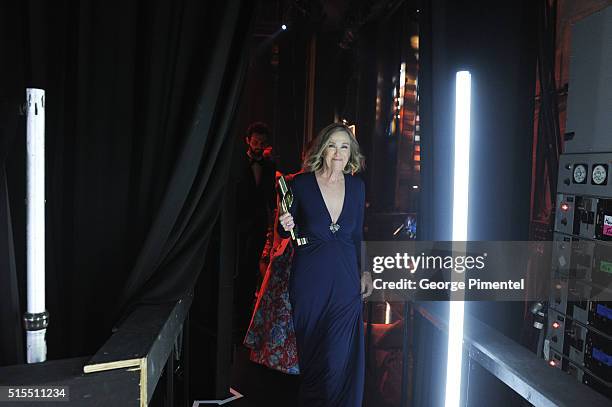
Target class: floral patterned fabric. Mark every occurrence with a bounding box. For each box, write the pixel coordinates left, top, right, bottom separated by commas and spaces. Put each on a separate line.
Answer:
243, 180, 300, 374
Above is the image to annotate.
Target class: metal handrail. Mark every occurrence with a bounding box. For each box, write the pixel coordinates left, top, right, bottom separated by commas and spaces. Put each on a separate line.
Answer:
414, 302, 610, 407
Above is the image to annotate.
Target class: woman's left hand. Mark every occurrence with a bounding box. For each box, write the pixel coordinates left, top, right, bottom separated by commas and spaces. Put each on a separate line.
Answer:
361, 272, 373, 300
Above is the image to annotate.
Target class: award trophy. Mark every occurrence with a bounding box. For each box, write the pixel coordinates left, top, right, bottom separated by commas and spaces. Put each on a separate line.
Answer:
278, 176, 308, 246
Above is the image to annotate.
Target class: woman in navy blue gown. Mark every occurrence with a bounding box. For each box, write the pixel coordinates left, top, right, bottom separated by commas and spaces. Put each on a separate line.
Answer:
279, 123, 373, 406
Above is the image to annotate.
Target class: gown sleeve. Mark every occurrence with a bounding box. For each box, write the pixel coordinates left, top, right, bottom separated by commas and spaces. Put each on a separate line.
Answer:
352, 177, 365, 272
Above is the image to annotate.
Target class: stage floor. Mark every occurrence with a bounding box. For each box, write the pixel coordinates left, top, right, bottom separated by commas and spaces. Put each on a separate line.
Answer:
230, 345, 299, 406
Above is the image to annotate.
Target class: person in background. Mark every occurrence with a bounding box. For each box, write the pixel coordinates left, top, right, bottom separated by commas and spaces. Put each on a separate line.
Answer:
233, 122, 276, 345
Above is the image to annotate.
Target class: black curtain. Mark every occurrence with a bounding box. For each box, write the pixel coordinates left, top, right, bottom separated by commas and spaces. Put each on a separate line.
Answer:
1, 0, 254, 361
0, 163, 23, 366
0, 2, 27, 366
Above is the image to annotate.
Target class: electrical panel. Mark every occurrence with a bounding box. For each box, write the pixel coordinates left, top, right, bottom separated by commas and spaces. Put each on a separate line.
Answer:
547, 189, 612, 398
545, 6, 612, 400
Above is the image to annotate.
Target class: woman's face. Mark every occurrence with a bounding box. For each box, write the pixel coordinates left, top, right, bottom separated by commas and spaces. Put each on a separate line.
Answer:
322, 130, 351, 172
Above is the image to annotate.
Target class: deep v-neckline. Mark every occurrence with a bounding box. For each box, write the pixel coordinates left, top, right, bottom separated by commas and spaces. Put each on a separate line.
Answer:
313, 172, 346, 225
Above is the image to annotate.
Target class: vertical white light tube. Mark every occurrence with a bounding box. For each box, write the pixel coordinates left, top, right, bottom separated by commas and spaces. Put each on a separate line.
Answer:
24, 88, 48, 363
451, 72, 471, 243
445, 71, 471, 407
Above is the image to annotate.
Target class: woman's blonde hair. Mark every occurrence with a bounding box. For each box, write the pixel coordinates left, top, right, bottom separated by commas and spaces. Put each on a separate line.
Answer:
302, 123, 365, 174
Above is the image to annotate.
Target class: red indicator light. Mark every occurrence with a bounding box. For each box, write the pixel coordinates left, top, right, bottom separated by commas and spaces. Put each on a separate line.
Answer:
552, 321, 560, 329
549, 360, 556, 367
560, 203, 569, 212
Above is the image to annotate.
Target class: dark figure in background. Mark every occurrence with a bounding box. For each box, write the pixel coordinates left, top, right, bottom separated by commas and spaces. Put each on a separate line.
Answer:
279, 123, 373, 407
233, 122, 276, 344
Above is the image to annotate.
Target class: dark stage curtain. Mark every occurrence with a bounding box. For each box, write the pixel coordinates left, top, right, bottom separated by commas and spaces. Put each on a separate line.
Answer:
0, 7, 26, 366
0, 0, 254, 360
0, 161, 23, 366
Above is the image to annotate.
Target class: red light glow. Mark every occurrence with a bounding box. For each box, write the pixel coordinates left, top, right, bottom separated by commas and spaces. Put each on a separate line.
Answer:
552, 321, 560, 329
560, 203, 569, 212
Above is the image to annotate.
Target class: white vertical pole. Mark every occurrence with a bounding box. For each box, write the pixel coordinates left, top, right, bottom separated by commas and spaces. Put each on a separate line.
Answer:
24, 88, 48, 363
445, 71, 471, 407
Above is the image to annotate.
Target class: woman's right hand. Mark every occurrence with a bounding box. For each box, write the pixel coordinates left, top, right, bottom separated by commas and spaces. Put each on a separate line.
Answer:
279, 212, 295, 232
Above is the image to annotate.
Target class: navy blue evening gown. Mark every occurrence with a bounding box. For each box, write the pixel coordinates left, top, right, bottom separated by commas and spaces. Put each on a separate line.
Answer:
280, 171, 365, 407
